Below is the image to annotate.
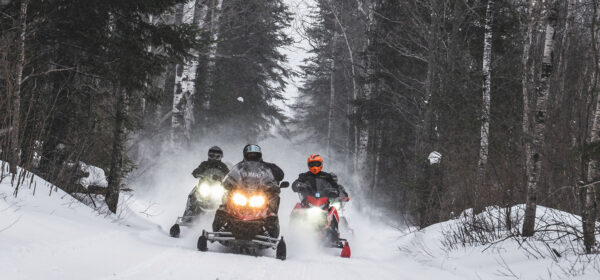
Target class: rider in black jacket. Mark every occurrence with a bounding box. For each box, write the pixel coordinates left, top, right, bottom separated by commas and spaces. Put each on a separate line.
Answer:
213, 144, 284, 237
292, 154, 348, 200
181, 146, 229, 223
192, 146, 229, 178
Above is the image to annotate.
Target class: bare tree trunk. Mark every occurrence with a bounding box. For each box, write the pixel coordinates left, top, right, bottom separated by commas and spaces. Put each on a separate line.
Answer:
106, 87, 128, 213
523, 1, 558, 237
557, 0, 576, 106
477, 0, 494, 193
9, 0, 28, 175
327, 0, 360, 172
370, 120, 384, 202
583, 0, 600, 254
199, 0, 223, 131
171, 1, 199, 143
327, 33, 337, 159
521, 0, 536, 202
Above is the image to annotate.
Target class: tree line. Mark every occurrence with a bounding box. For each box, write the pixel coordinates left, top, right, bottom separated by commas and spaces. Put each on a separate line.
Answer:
0, 0, 290, 212
1, 0, 599, 254
296, 0, 599, 253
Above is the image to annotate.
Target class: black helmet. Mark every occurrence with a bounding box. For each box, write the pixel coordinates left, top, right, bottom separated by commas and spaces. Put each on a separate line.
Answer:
243, 144, 262, 161
208, 146, 223, 160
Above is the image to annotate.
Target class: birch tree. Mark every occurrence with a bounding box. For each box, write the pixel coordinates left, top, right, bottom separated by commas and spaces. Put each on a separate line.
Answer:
522, 1, 558, 237
477, 0, 494, 192
172, 1, 205, 143
326, 32, 337, 159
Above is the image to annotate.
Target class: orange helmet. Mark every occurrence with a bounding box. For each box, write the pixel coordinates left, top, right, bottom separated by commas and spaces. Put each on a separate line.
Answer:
307, 154, 323, 174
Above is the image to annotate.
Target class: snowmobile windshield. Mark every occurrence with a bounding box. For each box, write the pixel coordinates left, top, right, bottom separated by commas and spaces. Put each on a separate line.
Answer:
198, 168, 227, 181
312, 178, 337, 198
223, 161, 278, 192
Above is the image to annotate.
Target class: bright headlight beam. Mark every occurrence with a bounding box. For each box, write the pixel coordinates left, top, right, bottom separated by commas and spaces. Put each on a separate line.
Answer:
306, 207, 325, 222
198, 183, 211, 197
211, 184, 225, 199
248, 195, 265, 208
232, 192, 248, 206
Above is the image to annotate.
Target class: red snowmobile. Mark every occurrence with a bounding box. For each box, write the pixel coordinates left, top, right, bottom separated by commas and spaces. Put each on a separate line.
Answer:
290, 187, 351, 258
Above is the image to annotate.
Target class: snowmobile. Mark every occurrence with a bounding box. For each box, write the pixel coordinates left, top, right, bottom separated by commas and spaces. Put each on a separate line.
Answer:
328, 196, 354, 235
197, 181, 289, 260
290, 186, 351, 258
170, 174, 226, 238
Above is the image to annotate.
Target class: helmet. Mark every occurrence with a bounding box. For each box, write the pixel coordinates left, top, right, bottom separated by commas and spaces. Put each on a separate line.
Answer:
243, 144, 262, 161
208, 146, 223, 160
307, 154, 323, 174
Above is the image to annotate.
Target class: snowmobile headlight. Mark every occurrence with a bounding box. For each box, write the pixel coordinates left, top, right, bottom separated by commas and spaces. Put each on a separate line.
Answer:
198, 183, 211, 197
232, 192, 248, 206
248, 195, 266, 208
307, 207, 324, 219
210, 184, 225, 199
330, 201, 341, 211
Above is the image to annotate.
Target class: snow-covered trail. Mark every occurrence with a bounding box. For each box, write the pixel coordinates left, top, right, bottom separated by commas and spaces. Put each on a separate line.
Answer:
0, 173, 456, 280
4, 133, 599, 279
0, 135, 465, 280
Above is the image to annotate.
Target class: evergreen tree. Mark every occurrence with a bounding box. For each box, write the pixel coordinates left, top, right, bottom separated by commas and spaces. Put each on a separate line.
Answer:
198, 0, 292, 141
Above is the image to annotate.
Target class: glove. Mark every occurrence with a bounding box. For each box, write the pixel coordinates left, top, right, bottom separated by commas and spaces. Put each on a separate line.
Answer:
292, 181, 309, 192
327, 189, 340, 197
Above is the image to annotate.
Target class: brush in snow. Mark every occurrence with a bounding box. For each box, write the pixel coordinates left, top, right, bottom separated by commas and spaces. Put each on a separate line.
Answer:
289, 187, 352, 258
197, 182, 289, 260
170, 175, 226, 238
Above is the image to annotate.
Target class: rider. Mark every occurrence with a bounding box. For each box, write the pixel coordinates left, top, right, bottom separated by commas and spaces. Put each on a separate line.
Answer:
292, 154, 349, 201
192, 146, 229, 178
181, 146, 229, 223
212, 144, 284, 237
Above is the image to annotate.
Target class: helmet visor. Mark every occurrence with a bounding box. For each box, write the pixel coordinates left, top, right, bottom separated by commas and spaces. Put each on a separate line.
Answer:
245, 145, 261, 153
308, 161, 322, 167
208, 152, 222, 160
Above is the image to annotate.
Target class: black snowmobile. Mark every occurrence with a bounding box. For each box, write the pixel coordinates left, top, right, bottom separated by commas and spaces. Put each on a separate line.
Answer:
169, 174, 226, 238
197, 181, 289, 260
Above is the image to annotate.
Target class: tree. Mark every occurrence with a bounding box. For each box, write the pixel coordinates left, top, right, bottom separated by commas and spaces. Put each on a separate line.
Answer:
203, 0, 292, 140
477, 0, 494, 201
522, 1, 559, 237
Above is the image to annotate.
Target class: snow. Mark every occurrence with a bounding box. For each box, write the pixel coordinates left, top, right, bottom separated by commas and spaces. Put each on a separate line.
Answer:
428, 151, 441, 164
79, 162, 108, 188
2, 151, 600, 279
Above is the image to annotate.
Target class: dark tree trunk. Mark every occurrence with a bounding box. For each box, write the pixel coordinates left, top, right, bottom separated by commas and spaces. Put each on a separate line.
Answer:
105, 87, 128, 213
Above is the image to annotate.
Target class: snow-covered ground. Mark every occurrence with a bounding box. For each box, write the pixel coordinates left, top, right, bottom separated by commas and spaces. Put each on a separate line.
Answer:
2, 135, 600, 280
0, 167, 441, 280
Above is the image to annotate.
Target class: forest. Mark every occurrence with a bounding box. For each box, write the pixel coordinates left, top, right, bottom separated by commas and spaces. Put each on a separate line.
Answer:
1, 0, 600, 266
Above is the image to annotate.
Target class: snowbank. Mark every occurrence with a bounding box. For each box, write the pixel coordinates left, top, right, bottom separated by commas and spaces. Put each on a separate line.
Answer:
396, 205, 600, 279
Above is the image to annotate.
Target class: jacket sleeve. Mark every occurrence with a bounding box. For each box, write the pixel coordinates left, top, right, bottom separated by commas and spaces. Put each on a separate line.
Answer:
337, 184, 349, 198
266, 162, 284, 182
291, 174, 308, 192
191, 162, 208, 178
218, 161, 230, 175
325, 173, 348, 198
